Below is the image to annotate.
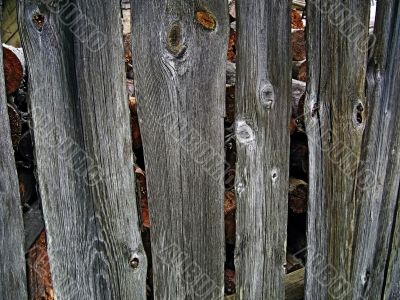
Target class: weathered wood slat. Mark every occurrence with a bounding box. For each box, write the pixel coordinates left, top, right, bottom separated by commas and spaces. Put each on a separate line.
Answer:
304, 0, 370, 299
18, 0, 146, 298
350, 1, 400, 298
131, 1, 228, 299
0, 0, 27, 297
235, 0, 291, 299
73, 0, 147, 298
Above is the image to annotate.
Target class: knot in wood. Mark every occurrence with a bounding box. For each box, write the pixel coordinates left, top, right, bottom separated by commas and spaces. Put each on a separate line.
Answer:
195, 11, 216, 30
271, 169, 279, 182
129, 256, 140, 269
236, 182, 246, 195
235, 121, 255, 146
354, 101, 364, 125
167, 22, 185, 57
259, 81, 275, 110
32, 11, 46, 32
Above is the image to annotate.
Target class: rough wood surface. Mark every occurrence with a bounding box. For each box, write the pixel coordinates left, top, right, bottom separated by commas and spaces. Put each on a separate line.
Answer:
0, 1, 27, 297
235, 0, 291, 299
223, 268, 305, 300
304, 1, 370, 299
131, 1, 228, 299
350, 1, 400, 298
18, 0, 146, 298
285, 268, 305, 300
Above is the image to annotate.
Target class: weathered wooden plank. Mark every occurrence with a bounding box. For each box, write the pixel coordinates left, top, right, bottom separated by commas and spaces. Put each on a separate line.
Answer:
72, 0, 147, 298
304, 0, 370, 299
18, 1, 146, 298
0, 0, 27, 297
235, 0, 291, 299
131, 1, 228, 299
349, 1, 400, 298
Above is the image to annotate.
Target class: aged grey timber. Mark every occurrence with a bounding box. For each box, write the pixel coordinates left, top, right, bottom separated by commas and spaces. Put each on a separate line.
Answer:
0, 1, 27, 297
131, 1, 228, 299
235, 0, 291, 299
350, 0, 400, 298
18, 0, 146, 298
304, 0, 370, 299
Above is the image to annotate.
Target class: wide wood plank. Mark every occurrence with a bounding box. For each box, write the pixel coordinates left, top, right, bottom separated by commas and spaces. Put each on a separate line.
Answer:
131, 1, 228, 299
350, 1, 400, 298
235, 0, 291, 299
304, 0, 370, 299
0, 1, 27, 297
18, 1, 146, 298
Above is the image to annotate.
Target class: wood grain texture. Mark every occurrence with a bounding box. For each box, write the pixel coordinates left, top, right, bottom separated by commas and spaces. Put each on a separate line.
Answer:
304, 0, 370, 299
0, 1, 27, 297
285, 268, 305, 300
350, 1, 400, 298
18, 0, 146, 298
131, 1, 228, 299
235, 1, 291, 299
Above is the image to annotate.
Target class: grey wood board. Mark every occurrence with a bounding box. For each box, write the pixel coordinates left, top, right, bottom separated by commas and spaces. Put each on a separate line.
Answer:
235, 0, 291, 299
0, 0, 27, 297
350, 0, 400, 298
131, 1, 229, 299
304, 0, 370, 299
18, 0, 146, 298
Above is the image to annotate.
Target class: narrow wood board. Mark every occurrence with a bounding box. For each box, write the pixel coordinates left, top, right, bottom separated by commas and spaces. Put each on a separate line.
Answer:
304, 1, 370, 299
131, 1, 229, 299
351, 1, 400, 298
18, 0, 146, 298
0, 1, 27, 297
235, 0, 291, 299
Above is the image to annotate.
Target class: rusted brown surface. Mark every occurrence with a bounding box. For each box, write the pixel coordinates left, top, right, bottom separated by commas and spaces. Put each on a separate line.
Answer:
3, 46, 23, 94
27, 231, 54, 300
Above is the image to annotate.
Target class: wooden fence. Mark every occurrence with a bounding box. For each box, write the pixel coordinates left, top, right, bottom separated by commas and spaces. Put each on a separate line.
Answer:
0, 0, 399, 299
